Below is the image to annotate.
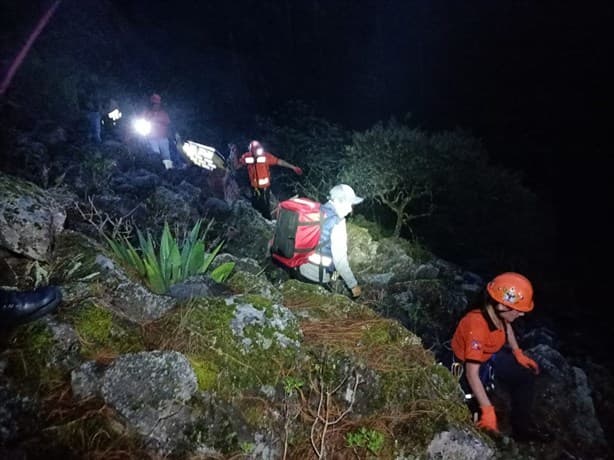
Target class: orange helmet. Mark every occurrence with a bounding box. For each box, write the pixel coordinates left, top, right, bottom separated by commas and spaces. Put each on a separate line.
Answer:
486, 272, 534, 312
150, 93, 162, 104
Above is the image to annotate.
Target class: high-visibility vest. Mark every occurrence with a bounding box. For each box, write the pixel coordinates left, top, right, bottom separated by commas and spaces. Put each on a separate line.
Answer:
244, 153, 272, 189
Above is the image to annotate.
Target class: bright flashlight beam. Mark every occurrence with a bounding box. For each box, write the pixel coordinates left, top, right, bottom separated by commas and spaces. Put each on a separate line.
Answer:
133, 118, 151, 136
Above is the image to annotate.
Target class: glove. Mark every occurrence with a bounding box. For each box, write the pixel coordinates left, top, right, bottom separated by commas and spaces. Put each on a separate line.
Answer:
351, 285, 362, 298
476, 404, 499, 432
513, 348, 540, 374
293, 166, 303, 175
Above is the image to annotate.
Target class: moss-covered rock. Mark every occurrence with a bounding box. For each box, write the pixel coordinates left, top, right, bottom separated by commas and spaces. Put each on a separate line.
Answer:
227, 270, 282, 304
347, 221, 379, 272
186, 391, 254, 456
187, 356, 219, 391
145, 296, 301, 401
281, 278, 373, 320
6, 320, 67, 393
62, 301, 145, 359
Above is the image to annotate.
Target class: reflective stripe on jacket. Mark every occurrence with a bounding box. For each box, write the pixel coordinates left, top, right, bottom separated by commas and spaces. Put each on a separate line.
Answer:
240, 152, 278, 189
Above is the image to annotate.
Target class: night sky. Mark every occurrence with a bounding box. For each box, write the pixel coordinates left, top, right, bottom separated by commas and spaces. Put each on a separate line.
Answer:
3, 1, 613, 328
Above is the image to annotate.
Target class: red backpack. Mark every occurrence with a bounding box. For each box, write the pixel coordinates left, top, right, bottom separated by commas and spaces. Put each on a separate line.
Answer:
271, 197, 323, 268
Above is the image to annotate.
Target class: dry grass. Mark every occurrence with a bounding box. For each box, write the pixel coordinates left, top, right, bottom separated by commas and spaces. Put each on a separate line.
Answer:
300, 318, 432, 372
16, 382, 163, 460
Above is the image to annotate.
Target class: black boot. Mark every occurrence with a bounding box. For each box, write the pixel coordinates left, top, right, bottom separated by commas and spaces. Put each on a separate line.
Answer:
0, 286, 62, 326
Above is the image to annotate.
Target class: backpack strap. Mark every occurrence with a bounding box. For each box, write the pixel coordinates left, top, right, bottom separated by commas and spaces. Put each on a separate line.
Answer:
318, 209, 326, 283
316, 206, 341, 282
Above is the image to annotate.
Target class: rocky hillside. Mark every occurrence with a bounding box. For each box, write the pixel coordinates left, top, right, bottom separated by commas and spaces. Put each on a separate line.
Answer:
0, 125, 612, 459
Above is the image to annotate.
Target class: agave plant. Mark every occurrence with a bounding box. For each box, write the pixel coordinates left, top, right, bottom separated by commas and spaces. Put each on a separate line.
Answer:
105, 219, 234, 294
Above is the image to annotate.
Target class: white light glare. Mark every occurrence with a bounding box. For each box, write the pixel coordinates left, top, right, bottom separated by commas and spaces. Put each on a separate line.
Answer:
133, 118, 152, 136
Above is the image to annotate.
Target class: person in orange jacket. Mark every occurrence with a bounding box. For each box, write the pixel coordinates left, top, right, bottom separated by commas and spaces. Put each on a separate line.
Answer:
237, 140, 302, 219
450, 272, 541, 441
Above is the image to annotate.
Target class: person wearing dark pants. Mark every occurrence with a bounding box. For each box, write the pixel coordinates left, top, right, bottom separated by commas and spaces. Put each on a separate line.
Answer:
251, 187, 272, 220
455, 347, 536, 439
450, 272, 543, 441
492, 347, 536, 436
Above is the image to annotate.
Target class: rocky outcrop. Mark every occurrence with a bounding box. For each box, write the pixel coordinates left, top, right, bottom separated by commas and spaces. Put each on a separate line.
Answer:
222, 199, 275, 262
530, 344, 608, 457
1, 137, 611, 459
73, 351, 198, 452
346, 222, 477, 346
426, 428, 494, 460
0, 172, 66, 261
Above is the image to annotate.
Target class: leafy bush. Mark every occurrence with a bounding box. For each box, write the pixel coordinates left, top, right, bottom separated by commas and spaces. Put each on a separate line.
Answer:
105, 219, 234, 294
340, 119, 435, 237
341, 120, 550, 272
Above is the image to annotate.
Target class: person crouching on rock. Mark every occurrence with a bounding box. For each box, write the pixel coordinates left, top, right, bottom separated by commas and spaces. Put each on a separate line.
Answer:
450, 272, 542, 441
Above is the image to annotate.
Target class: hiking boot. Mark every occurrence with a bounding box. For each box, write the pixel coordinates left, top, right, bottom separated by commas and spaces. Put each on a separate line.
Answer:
0, 286, 62, 326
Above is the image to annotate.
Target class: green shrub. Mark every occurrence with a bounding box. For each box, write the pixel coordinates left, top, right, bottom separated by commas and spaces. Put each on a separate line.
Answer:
105, 219, 234, 294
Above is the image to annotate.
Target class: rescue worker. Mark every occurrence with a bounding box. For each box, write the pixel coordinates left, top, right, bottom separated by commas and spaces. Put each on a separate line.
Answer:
297, 184, 363, 298
143, 93, 173, 169
238, 140, 302, 219
0, 285, 62, 327
450, 272, 541, 440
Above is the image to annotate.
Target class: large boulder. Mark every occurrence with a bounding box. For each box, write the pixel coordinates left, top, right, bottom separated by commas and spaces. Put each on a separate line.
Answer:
147, 184, 202, 228
79, 351, 199, 452
222, 200, 274, 262
531, 344, 608, 457
0, 172, 66, 261
425, 428, 494, 460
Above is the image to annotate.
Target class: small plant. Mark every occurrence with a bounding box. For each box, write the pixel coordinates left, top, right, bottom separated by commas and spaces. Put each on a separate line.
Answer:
346, 427, 385, 455
105, 219, 234, 294
282, 376, 305, 396
209, 261, 235, 283
240, 441, 255, 454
